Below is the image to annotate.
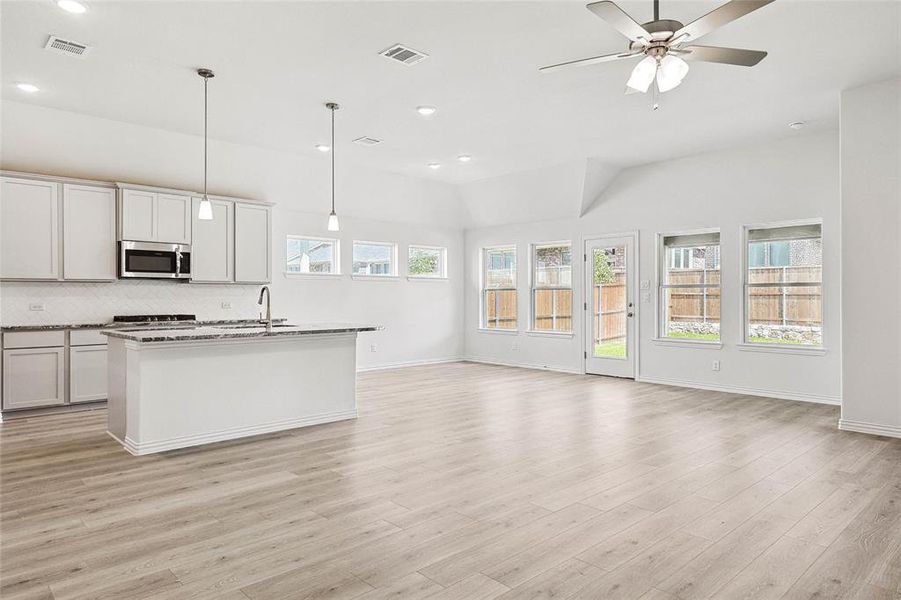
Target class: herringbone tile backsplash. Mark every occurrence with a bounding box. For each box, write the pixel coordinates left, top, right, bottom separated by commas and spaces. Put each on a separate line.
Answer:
1, 281, 261, 325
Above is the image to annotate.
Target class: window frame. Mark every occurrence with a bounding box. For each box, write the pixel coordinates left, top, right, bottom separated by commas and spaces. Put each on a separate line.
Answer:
529, 241, 574, 335
480, 245, 518, 332
351, 240, 399, 279
284, 234, 340, 278
739, 219, 826, 353
407, 244, 448, 280
655, 229, 723, 346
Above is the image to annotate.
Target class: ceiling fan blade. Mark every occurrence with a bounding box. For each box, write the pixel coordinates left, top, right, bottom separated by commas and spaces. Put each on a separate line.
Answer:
673, 0, 775, 42
680, 45, 767, 66
586, 1, 651, 43
539, 51, 640, 73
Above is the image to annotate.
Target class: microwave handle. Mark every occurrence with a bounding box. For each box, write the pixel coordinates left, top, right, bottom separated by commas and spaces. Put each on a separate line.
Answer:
176, 249, 183, 276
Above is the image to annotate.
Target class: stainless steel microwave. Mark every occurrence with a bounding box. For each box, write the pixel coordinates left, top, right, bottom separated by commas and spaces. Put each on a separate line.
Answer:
119, 241, 191, 279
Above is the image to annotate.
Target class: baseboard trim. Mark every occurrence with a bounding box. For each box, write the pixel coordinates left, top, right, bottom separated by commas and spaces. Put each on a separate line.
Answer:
463, 356, 583, 375
117, 409, 358, 455
636, 376, 841, 406
356, 357, 463, 372
838, 419, 901, 439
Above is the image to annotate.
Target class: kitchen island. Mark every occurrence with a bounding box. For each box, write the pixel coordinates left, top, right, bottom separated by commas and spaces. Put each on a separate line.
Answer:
103, 323, 379, 455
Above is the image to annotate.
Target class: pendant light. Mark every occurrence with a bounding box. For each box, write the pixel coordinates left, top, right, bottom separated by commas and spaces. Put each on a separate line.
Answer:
325, 102, 340, 232
197, 68, 215, 221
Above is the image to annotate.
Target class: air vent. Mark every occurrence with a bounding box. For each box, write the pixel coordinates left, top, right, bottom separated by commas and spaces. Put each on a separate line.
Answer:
45, 35, 91, 58
379, 44, 429, 66
353, 136, 382, 147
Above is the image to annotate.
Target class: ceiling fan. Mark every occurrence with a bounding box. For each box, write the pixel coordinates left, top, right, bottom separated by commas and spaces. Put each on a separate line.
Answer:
540, 0, 774, 95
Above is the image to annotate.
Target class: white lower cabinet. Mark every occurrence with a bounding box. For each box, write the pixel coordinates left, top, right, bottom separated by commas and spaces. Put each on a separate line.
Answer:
70, 345, 108, 403
2, 347, 66, 410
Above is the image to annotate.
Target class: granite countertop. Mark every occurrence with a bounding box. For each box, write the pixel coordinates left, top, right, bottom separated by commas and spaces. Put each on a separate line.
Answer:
0, 318, 287, 333
101, 323, 382, 343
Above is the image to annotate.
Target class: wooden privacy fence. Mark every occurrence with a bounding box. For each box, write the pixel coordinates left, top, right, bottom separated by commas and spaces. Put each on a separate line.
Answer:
666, 267, 821, 326
594, 273, 626, 343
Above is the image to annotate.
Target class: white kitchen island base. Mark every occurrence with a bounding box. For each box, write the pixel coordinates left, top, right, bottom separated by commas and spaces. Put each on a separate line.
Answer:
105, 326, 374, 455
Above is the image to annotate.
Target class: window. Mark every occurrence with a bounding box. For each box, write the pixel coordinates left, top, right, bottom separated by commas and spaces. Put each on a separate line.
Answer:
660, 232, 721, 341
745, 223, 822, 346
352, 241, 397, 276
408, 245, 446, 278
481, 246, 517, 330
531, 242, 573, 333
286, 236, 338, 274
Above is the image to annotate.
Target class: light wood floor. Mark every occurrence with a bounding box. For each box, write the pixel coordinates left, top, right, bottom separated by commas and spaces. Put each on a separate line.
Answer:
2, 362, 900, 600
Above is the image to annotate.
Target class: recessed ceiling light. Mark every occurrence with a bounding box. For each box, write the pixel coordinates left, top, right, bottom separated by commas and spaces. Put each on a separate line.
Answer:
16, 83, 40, 93
789, 121, 806, 130
57, 0, 88, 14
457, 155, 472, 162
416, 106, 437, 116
427, 163, 441, 170
315, 144, 330, 152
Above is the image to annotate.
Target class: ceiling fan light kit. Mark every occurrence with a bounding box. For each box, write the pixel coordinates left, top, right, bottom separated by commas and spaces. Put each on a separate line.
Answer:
541, 0, 774, 104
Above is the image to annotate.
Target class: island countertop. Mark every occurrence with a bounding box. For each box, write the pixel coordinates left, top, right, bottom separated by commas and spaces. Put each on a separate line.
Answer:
101, 322, 381, 343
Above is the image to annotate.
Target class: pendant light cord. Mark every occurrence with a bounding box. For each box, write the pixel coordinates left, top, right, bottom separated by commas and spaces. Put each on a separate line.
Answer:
204, 75, 208, 200
330, 105, 335, 214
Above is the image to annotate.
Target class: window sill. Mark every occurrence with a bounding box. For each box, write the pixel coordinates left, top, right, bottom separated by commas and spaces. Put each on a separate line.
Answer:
283, 272, 342, 280
351, 274, 399, 281
407, 276, 448, 282
477, 328, 519, 335
737, 343, 827, 356
526, 330, 574, 339
652, 338, 723, 350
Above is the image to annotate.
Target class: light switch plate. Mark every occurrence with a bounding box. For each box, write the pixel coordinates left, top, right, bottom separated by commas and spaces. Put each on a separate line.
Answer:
29, 303, 45, 312
220, 301, 232, 309
641, 292, 650, 303
640, 280, 650, 290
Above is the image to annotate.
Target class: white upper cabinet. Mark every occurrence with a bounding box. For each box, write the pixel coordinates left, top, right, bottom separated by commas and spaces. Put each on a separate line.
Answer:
0, 176, 60, 280
191, 197, 234, 282
234, 203, 271, 283
120, 189, 156, 241
156, 194, 192, 244
119, 188, 192, 244
63, 184, 117, 280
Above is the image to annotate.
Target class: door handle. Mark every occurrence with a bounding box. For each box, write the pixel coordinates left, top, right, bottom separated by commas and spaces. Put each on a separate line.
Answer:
627, 312, 634, 318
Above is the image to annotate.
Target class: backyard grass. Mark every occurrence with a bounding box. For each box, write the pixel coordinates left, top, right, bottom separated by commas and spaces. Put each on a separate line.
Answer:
665, 331, 720, 341
594, 340, 626, 358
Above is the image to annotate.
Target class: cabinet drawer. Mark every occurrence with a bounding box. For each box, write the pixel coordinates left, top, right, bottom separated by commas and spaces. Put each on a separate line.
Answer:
3, 330, 66, 349
70, 329, 108, 347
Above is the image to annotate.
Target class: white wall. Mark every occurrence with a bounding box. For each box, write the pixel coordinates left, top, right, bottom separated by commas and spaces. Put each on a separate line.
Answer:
839, 78, 901, 436
0, 101, 465, 369
465, 132, 842, 404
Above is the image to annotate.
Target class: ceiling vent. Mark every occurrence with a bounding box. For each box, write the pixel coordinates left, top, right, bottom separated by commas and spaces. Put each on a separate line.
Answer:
352, 136, 383, 147
379, 44, 429, 66
45, 35, 91, 58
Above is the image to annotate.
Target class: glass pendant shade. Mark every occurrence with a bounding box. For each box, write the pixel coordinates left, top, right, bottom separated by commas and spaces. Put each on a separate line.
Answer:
327, 211, 340, 232
656, 55, 689, 93
626, 56, 658, 93
198, 197, 213, 221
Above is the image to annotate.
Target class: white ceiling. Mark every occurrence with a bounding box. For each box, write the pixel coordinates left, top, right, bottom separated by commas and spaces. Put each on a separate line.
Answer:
2, 0, 899, 184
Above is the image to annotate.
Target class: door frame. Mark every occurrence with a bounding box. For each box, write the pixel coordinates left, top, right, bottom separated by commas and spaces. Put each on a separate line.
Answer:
581, 231, 640, 378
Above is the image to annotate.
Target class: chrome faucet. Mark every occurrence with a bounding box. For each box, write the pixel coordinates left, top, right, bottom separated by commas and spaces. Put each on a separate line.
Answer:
257, 286, 272, 332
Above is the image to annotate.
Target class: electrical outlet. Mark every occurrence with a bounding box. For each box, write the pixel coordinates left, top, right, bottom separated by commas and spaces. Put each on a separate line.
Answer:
220, 301, 232, 309
29, 303, 45, 312
712, 360, 720, 372
370, 344, 377, 353
641, 292, 650, 303
511, 341, 519, 351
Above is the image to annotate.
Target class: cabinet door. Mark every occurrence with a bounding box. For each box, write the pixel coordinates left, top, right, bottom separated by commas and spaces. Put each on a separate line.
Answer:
156, 193, 192, 244
120, 189, 156, 241
63, 184, 117, 280
0, 177, 59, 280
234, 203, 271, 283
69, 346, 108, 403
2, 347, 65, 410
191, 198, 234, 282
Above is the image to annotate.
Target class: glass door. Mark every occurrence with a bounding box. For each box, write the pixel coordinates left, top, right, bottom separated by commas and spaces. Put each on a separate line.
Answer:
585, 235, 636, 378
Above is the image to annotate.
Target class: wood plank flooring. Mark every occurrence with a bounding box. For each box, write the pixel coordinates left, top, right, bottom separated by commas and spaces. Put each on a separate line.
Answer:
1, 362, 899, 600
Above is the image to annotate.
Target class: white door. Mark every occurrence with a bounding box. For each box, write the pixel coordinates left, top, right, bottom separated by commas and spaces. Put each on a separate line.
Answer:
63, 184, 117, 280
585, 234, 637, 378
191, 197, 234, 282
156, 194, 192, 244
0, 177, 59, 280
234, 203, 271, 283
